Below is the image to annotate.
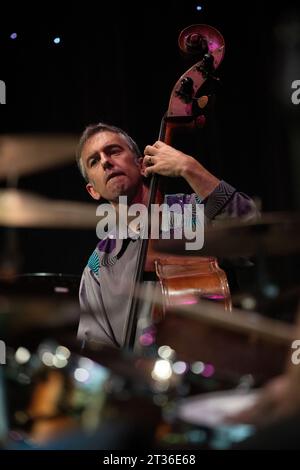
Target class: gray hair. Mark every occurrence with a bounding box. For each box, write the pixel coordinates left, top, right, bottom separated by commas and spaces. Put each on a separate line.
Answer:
76, 122, 141, 182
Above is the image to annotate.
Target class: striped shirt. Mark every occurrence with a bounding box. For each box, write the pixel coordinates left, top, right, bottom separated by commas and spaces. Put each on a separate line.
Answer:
78, 181, 258, 347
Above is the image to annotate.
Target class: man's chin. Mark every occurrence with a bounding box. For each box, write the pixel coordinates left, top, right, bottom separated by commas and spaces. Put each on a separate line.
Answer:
104, 187, 130, 203
106, 189, 140, 205
104, 177, 142, 203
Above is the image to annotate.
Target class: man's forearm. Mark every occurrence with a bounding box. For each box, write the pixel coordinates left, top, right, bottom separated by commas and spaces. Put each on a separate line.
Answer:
180, 157, 220, 200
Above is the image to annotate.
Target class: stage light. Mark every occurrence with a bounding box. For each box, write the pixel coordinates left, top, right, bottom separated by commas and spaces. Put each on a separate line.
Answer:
74, 367, 90, 382
15, 347, 30, 364
172, 361, 187, 375
152, 359, 172, 381
56, 345, 71, 360
196, 5, 202, 11
41, 351, 54, 367
53, 37, 61, 44
10, 33, 17, 40
191, 361, 205, 374
53, 356, 68, 368
158, 345, 175, 360
202, 363, 215, 378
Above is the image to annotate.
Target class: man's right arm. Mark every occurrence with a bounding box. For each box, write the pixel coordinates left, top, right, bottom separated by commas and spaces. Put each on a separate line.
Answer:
77, 266, 118, 347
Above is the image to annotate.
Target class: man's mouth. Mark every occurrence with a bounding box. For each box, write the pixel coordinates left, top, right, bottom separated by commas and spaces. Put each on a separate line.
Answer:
106, 171, 126, 183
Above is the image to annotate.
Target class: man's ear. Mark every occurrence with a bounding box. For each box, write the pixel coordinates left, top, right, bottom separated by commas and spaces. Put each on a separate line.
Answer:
138, 156, 147, 176
86, 182, 101, 200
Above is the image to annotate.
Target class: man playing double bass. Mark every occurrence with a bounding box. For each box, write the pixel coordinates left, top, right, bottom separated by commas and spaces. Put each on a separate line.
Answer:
76, 122, 257, 348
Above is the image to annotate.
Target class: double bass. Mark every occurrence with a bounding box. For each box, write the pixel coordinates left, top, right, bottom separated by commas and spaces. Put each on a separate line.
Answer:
124, 25, 231, 350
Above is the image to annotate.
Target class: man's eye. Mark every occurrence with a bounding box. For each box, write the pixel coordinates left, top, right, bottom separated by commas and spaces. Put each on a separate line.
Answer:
111, 147, 121, 155
90, 157, 99, 167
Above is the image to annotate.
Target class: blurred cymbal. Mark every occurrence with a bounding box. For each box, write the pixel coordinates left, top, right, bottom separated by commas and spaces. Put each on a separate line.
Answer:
0, 189, 98, 228
171, 298, 294, 344
137, 282, 294, 344
135, 283, 295, 381
0, 295, 79, 331
0, 134, 78, 178
154, 212, 300, 257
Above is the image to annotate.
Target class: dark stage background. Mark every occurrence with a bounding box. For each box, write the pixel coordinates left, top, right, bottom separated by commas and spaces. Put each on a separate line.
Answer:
0, 1, 300, 304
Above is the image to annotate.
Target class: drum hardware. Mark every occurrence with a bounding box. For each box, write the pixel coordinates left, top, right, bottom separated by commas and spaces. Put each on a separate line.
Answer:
2, 338, 163, 448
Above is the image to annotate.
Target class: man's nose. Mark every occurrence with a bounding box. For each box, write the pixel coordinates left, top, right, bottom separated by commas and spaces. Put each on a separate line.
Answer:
101, 154, 113, 169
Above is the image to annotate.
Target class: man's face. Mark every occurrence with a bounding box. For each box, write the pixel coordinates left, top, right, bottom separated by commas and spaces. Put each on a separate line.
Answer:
81, 131, 143, 203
